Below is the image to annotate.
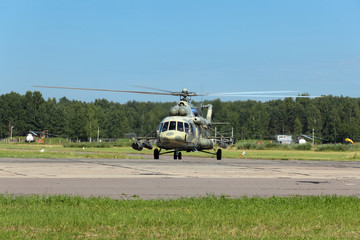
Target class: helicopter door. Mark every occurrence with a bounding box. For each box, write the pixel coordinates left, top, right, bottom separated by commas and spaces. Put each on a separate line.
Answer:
184, 122, 189, 133
184, 122, 195, 143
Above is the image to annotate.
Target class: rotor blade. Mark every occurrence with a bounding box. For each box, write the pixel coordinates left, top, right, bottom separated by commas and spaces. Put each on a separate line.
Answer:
131, 85, 176, 94
130, 85, 200, 97
33, 86, 175, 96
211, 95, 319, 98
33, 85, 316, 98
206, 91, 299, 96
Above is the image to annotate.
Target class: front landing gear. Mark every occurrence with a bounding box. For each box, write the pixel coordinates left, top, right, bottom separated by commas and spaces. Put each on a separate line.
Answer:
154, 148, 182, 160
154, 148, 159, 159
173, 151, 182, 160
154, 148, 221, 160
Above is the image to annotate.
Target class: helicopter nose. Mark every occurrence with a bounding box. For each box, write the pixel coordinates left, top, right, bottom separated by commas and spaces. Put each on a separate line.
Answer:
160, 131, 186, 143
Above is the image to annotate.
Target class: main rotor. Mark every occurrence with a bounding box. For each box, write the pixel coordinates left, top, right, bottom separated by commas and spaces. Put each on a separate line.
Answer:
178, 88, 196, 101
33, 86, 201, 102
33, 85, 314, 101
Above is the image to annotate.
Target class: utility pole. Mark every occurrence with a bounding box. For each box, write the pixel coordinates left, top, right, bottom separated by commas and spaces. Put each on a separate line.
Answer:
89, 122, 92, 142
232, 127, 234, 144
312, 129, 315, 146
97, 126, 100, 142
10, 126, 14, 140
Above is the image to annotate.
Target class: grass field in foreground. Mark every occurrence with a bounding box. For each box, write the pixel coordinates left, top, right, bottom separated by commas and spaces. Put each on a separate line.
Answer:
0, 195, 359, 239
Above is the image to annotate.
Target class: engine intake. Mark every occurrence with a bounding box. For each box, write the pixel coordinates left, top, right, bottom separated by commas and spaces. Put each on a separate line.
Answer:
142, 142, 153, 150
132, 142, 143, 151
218, 142, 228, 149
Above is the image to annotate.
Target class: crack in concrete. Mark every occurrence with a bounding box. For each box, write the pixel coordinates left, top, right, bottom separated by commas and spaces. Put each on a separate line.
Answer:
0, 168, 27, 176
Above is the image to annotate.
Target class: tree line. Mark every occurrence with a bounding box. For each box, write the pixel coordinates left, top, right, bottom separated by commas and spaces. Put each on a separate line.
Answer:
1, 91, 359, 143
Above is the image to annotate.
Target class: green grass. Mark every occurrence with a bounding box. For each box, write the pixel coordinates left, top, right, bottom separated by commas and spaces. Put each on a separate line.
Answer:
63, 139, 132, 148
0, 144, 141, 159
226, 149, 360, 161
236, 142, 312, 150
0, 195, 359, 239
2, 142, 360, 161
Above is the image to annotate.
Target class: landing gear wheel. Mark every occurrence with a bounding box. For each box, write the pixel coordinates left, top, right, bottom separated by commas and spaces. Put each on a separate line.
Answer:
216, 149, 222, 160
173, 151, 178, 160
178, 152, 182, 160
154, 148, 159, 159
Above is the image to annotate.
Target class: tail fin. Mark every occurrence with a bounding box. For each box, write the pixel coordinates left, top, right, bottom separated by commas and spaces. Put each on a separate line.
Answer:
203, 104, 213, 124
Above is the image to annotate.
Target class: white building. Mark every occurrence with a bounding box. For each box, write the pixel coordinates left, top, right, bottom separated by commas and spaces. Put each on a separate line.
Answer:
276, 135, 292, 144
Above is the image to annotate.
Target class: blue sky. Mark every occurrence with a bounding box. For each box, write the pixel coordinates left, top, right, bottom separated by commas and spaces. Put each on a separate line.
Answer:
1, 0, 359, 102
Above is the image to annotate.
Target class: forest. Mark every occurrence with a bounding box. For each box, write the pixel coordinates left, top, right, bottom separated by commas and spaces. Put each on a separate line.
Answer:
1, 91, 360, 143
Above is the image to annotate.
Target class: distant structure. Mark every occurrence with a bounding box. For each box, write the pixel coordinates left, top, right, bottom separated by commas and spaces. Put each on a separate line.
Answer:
295, 137, 307, 144
276, 135, 292, 144
25, 131, 37, 143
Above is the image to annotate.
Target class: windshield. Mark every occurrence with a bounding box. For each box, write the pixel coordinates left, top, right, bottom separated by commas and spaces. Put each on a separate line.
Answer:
184, 122, 189, 133
169, 121, 176, 131
177, 122, 184, 132
162, 122, 169, 132
161, 121, 188, 132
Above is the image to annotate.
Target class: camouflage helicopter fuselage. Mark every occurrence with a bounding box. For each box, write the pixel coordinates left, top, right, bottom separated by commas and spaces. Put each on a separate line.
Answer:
131, 89, 226, 159
155, 100, 214, 152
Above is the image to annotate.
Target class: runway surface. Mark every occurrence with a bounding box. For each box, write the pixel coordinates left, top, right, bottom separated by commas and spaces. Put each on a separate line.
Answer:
0, 156, 359, 199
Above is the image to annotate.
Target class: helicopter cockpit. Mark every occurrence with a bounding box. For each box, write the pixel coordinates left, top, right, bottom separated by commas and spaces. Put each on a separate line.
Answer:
158, 120, 194, 135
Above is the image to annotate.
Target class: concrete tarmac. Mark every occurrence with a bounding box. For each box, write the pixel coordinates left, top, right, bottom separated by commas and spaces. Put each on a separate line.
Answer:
0, 156, 359, 199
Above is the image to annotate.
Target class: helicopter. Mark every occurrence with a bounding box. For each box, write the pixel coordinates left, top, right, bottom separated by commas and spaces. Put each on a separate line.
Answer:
131, 88, 229, 160
33, 85, 309, 160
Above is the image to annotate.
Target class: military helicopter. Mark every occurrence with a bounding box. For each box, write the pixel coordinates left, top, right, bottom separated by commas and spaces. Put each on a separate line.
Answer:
33, 85, 306, 160
131, 88, 228, 160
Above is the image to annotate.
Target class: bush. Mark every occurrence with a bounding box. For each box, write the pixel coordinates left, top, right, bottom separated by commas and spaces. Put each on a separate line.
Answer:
292, 143, 312, 150
112, 139, 132, 147
43, 138, 68, 144
315, 144, 345, 152
316, 143, 360, 152
63, 142, 113, 148
236, 142, 257, 150
63, 139, 132, 148
347, 144, 360, 151
263, 143, 283, 149
236, 142, 312, 151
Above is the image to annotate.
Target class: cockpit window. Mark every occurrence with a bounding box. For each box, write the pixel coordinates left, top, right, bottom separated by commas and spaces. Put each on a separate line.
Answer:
184, 123, 189, 133
177, 122, 184, 132
169, 121, 177, 131
162, 121, 188, 132
158, 122, 163, 133
162, 122, 169, 132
